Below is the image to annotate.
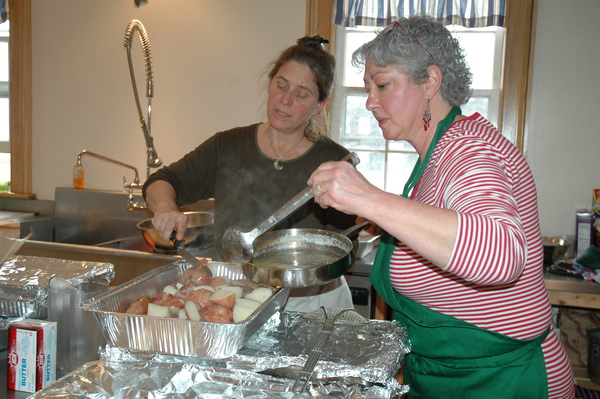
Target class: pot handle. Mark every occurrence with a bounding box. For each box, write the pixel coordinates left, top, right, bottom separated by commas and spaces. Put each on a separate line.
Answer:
341, 220, 370, 239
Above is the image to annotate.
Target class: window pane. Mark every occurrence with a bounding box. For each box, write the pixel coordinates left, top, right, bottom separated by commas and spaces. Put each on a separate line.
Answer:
449, 26, 503, 90
353, 150, 418, 194
0, 152, 10, 183
462, 96, 489, 119
355, 150, 384, 190
0, 41, 7, 81
343, 28, 377, 87
389, 140, 416, 152
0, 98, 8, 142
387, 152, 419, 195
341, 94, 385, 150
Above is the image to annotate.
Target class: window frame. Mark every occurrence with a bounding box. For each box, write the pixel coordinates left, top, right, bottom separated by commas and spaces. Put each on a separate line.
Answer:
305, 0, 537, 153
5, 0, 34, 199
6, 1, 534, 200
0, 28, 9, 153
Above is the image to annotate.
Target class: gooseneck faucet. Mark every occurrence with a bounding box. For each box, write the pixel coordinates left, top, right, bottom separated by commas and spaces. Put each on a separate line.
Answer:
124, 19, 162, 179
75, 150, 147, 210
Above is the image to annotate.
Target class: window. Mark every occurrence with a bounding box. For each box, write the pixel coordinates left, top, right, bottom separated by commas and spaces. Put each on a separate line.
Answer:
332, 24, 504, 193
0, 20, 10, 187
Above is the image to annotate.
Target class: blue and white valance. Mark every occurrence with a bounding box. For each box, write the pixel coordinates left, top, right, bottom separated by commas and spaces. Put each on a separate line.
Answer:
333, 0, 506, 28
0, 0, 7, 24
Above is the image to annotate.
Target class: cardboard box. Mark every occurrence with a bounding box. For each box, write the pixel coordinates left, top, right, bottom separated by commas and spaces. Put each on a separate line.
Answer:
6, 319, 57, 393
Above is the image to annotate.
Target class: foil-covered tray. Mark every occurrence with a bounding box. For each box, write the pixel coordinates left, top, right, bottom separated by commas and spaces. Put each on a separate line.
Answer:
0, 255, 115, 350
81, 259, 290, 358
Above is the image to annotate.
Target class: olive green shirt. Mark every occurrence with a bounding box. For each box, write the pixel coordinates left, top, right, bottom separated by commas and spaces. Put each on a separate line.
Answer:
143, 123, 355, 260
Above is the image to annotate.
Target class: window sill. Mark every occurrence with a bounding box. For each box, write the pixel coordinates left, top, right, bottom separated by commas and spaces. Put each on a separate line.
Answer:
0, 192, 37, 199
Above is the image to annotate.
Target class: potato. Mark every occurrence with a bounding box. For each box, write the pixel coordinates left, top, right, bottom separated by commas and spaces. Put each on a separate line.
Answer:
189, 268, 211, 285
160, 294, 186, 309
178, 308, 187, 320
184, 288, 213, 309
210, 290, 236, 309
232, 298, 261, 323
235, 298, 261, 310
217, 285, 243, 300
179, 283, 196, 294
185, 300, 201, 321
209, 276, 230, 288
193, 285, 215, 292
163, 285, 181, 297
243, 287, 273, 303
200, 305, 233, 323
151, 292, 169, 305
147, 303, 170, 318
231, 279, 261, 295
125, 297, 151, 315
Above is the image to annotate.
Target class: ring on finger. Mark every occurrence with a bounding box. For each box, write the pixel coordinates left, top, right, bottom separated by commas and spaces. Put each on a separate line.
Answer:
316, 184, 323, 196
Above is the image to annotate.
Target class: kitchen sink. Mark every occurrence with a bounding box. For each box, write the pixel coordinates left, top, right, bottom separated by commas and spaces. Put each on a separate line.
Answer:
15, 240, 178, 286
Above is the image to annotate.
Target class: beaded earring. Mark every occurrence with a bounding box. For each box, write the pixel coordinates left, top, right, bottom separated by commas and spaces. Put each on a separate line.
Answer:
423, 97, 432, 131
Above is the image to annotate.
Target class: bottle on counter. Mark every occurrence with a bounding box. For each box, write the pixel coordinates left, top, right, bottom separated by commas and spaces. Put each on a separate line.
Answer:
73, 162, 84, 189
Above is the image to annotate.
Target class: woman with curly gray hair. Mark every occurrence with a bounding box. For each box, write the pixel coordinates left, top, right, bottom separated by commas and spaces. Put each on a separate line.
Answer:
309, 15, 574, 398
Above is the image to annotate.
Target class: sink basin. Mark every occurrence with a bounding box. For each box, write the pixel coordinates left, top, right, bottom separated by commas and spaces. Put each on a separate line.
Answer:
15, 240, 178, 286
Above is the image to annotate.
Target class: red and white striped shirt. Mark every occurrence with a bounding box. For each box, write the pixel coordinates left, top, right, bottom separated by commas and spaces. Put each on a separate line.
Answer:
390, 113, 574, 398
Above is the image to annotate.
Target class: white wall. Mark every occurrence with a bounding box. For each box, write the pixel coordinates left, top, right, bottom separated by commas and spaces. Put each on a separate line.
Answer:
30, 0, 305, 199
29, 0, 598, 238
526, 0, 600, 237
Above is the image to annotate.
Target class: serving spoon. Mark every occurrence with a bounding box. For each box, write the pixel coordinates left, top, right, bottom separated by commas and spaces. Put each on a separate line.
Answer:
221, 152, 360, 265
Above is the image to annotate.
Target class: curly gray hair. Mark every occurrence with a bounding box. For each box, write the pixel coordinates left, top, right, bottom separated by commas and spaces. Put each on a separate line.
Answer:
352, 15, 472, 106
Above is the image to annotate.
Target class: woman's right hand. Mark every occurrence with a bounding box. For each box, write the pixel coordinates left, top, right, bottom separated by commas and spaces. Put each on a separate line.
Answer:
152, 203, 189, 245
144, 180, 188, 244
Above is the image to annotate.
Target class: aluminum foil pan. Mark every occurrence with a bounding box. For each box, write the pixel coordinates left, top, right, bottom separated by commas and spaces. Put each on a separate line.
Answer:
81, 259, 290, 358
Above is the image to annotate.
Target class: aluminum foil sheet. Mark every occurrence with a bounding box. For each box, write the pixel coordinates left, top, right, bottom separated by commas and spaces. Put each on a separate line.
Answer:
29, 358, 402, 398
230, 311, 410, 387
81, 260, 290, 358
29, 311, 410, 399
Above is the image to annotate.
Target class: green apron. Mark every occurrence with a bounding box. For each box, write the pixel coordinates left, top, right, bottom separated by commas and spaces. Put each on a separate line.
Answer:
370, 107, 549, 398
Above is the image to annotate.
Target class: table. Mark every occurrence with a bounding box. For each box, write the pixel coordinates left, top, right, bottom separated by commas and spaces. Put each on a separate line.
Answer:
544, 268, 600, 389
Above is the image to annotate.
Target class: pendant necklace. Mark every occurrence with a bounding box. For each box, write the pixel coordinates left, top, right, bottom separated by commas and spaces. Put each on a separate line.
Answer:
267, 130, 304, 170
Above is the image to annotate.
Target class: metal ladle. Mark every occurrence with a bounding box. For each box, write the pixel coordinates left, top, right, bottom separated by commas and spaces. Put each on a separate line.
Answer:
221, 152, 360, 265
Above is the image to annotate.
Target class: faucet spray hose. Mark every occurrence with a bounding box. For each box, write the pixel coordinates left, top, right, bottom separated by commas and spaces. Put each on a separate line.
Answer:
124, 19, 161, 173
124, 19, 153, 98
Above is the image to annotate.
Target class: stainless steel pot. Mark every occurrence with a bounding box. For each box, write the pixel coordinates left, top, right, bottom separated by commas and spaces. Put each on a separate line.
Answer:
242, 222, 368, 288
137, 211, 214, 249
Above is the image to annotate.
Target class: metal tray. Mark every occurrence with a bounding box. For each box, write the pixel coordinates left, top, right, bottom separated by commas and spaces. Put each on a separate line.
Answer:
81, 259, 290, 358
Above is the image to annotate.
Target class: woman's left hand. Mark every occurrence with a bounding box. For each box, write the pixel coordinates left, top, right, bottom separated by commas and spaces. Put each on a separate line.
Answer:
308, 159, 377, 217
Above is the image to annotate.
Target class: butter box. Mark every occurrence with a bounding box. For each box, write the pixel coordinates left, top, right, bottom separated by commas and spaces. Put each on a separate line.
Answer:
6, 319, 57, 393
